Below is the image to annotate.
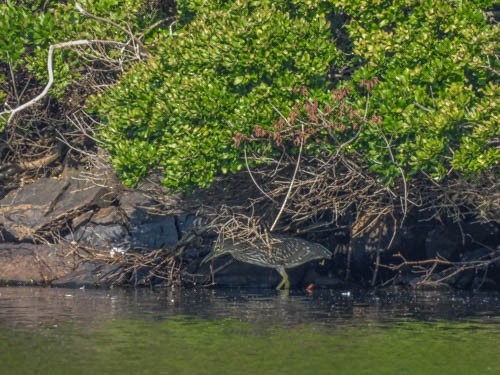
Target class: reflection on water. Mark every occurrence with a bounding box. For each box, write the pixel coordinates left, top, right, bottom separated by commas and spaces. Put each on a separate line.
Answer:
0, 287, 499, 375
1, 287, 499, 329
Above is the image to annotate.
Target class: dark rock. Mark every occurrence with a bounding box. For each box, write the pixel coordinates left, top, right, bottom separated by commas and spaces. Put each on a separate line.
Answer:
66, 206, 130, 249
453, 268, 475, 289
91, 206, 124, 225
120, 190, 179, 248
461, 247, 493, 262
453, 247, 497, 289
462, 221, 499, 251
346, 214, 402, 280
120, 190, 158, 220
176, 214, 198, 235
311, 276, 347, 289
0, 243, 74, 285
425, 224, 461, 260
51, 261, 124, 288
68, 223, 129, 249
71, 210, 94, 230
63, 189, 181, 251
471, 276, 497, 290
0, 169, 113, 241
1, 178, 68, 234
0, 225, 16, 242
492, 248, 500, 271
397, 223, 433, 260
130, 216, 178, 249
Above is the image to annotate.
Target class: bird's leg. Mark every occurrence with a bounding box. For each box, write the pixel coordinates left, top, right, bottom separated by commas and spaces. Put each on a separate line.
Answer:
264, 229, 272, 258
275, 266, 290, 290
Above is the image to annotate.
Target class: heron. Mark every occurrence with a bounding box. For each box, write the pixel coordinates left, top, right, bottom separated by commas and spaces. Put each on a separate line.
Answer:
202, 236, 332, 289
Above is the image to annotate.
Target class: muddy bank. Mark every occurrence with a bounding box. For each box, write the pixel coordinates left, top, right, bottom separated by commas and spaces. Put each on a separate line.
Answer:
0, 168, 499, 290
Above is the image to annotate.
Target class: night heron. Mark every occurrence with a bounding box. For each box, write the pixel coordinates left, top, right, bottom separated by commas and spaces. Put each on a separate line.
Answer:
202, 236, 332, 290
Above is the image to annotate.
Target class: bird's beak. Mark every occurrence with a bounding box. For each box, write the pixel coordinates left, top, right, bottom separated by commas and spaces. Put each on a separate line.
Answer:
201, 250, 216, 264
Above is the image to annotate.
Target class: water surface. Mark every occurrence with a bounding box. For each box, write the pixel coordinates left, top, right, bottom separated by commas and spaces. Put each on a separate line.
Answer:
0, 287, 499, 374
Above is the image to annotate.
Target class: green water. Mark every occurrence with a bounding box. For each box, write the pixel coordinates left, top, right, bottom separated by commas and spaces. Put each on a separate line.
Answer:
1, 287, 499, 375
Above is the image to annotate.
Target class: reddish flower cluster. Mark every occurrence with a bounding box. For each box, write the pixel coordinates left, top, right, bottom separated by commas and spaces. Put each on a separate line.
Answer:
332, 87, 350, 101
359, 77, 380, 91
304, 100, 319, 123
253, 125, 266, 137
233, 132, 245, 147
288, 105, 300, 124
233, 83, 382, 150
371, 114, 383, 124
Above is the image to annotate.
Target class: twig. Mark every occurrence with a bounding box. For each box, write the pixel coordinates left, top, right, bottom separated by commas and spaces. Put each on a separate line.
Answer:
269, 123, 304, 232
75, 2, 150, 57
377, 125, 408, 224
243, 145, 277, 204
414, 101, 434, 113
8, 63, 19, 105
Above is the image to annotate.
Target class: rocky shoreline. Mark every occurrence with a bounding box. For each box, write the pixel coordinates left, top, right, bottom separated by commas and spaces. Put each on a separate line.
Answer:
1, 168, 499, 291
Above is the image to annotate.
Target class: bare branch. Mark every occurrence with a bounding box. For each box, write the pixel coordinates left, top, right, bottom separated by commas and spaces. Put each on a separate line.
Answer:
1, 39, 140, 124
75, 2, 150, 57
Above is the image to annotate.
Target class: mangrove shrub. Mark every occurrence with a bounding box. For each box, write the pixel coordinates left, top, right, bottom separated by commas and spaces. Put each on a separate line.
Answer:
92, 0, 342, 189
334, 0, 498, 182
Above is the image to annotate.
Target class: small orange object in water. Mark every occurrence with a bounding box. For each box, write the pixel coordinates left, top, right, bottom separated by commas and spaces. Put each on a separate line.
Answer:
306, 283, 315, 294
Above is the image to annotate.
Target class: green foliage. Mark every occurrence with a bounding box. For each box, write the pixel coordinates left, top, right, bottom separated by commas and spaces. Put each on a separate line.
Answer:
0, 0, 165, 131
2, 0, 497, 194
333, 0, 499, 182
93, 0, 341, 189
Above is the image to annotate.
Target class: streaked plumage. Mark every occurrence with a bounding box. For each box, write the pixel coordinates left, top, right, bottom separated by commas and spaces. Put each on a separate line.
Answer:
203, 236, 332, 289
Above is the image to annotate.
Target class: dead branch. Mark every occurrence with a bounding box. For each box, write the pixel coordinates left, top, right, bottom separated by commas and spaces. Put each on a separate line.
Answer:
385, 252, 499, 269
270, 122, 304, 232
380, 251, 499, 287
1, 39, 143, 125
75, 2, 150, 57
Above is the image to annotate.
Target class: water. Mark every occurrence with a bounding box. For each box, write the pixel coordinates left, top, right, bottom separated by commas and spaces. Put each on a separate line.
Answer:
0, 287, 499, 375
